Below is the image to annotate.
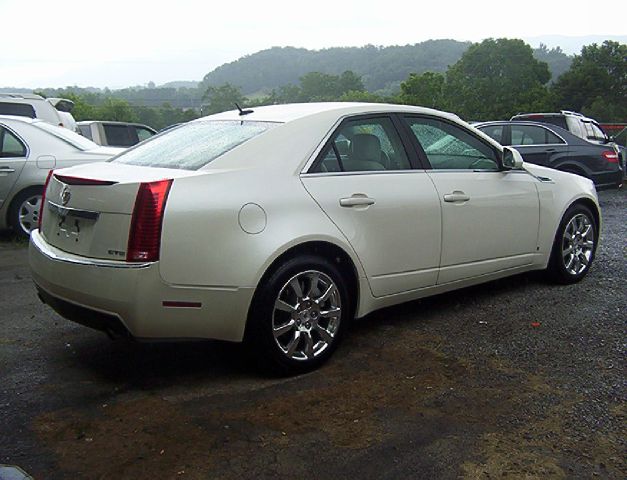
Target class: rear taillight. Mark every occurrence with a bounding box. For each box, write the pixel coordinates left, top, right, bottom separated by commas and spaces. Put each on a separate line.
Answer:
126, 179, 172, 262
602, 150, 619, 163
38, 170, 54, 231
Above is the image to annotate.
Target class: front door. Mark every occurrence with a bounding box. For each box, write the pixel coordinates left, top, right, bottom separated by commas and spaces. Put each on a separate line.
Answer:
402, 115, 540, 284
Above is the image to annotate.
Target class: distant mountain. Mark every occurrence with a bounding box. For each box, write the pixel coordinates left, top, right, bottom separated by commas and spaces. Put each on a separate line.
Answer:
200, 40, 472, 95
200, 39, 574, 95
159, 81, 199, 89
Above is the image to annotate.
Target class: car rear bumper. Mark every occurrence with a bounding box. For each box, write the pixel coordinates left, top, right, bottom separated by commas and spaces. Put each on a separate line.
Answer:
591, 169, 623, 189
29, 230, 253, 342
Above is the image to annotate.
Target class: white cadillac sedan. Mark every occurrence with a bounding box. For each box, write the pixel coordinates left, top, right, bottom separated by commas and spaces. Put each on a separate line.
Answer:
29, 103, 600, 373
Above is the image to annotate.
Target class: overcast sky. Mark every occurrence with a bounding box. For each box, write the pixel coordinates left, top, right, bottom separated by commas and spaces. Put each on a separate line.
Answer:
2, 0, 625, 89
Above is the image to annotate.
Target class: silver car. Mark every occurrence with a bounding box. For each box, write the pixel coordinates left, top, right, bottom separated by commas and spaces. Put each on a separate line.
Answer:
0, 115, 123, 237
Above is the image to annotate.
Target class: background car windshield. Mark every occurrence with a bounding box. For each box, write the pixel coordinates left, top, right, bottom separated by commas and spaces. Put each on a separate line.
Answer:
112, 120, 277, 170
34, 121, 97, 150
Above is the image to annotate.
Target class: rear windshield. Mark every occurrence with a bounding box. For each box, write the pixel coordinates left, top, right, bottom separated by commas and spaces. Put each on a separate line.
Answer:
111, 120, 277, 170
515, 115, 568, 130
34, 121, 99, 150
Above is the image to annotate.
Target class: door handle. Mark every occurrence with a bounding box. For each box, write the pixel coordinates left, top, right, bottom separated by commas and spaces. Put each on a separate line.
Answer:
443, 191, 470, 203
339, 195, 376, 207
0, 167, 16, 176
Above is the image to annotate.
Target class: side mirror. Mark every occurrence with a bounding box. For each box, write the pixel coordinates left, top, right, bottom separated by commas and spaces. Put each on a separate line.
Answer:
502, 147, 524, 170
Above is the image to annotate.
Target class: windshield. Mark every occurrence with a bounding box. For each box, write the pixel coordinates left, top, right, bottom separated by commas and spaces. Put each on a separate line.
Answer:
34, 121, 98, 150
111, 120, 277, 170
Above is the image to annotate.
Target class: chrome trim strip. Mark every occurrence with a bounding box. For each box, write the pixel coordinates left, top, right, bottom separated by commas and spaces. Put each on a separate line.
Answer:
48, 201, 100, 220
31, 230, 152, 269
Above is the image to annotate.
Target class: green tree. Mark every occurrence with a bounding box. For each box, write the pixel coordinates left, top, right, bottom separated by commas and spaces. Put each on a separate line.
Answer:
202, 83, 248, 115
552, 41, 627, 121
445, 38, 553, 120
398, 72, 446, 109
96, 98, 137, 122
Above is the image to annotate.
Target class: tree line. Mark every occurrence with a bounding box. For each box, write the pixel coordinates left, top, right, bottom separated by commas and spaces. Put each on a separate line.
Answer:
40, 38, 625, 129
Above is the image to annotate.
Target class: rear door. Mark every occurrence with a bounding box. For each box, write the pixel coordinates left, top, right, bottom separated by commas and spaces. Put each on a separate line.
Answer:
402, 115, 540, 284
0, 125, 28, 209
301, 115, 441, 297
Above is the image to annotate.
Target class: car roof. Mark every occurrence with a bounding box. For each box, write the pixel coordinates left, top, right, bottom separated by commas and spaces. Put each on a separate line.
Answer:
0, 114, 41, 124
0, 92, 46, 101
77, 120, 155, 129
476, 120, 590, 145
200, 102, 461, 124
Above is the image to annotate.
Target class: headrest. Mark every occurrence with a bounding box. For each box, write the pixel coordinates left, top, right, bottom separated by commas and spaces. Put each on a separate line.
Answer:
351, 133, 381, 162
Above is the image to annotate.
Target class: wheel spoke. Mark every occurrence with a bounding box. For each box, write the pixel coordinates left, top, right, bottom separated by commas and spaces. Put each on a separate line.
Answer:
290, 278, 304, 298
316, 284, 336, 304
303, 332, 314, 359
314, 324, 333, 344
579, 253, 589, 266
275, 299, 296, 313
565, 253, 575, 270
286, 331, 301, 357
273, 319, 296, 337
307, 273, 320, 297
320, 306, 341, 318
562, 245, 573, 256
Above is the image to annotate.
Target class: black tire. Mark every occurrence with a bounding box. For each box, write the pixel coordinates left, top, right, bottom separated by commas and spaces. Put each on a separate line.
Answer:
9, 187, 43, 239
245, 255, 350, 375
546, 204, 597, 284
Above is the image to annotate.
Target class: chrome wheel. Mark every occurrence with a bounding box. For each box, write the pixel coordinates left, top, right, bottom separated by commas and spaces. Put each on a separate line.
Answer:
272, 270, 342, 361
18, 194, 42, 235
561, 213, 594, 276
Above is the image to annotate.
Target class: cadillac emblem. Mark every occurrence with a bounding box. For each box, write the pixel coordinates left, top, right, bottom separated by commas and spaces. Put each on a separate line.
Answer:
61, 185, 71, 206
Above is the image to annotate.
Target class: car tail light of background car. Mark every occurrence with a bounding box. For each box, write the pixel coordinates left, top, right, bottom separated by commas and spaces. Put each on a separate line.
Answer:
601, 150, 619, 164
126, 179, 173, 262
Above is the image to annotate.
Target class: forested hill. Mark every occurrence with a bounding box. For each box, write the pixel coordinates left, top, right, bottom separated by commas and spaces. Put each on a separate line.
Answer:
201, 41, 471, 94
200, 40, 572, 95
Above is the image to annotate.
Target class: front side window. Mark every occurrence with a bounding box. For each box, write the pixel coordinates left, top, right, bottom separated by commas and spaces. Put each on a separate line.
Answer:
478, 124, 505, 144
311, 116, 411, 173
405, 117, 499, 170
0, 127, 27, 157
112, 120, 277, 170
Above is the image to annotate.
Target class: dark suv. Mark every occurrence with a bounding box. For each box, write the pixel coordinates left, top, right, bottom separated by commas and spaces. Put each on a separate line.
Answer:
476, 120, 623, 189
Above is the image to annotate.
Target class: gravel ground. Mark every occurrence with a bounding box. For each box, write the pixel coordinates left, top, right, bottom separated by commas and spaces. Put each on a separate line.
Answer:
0, 188, 625, 479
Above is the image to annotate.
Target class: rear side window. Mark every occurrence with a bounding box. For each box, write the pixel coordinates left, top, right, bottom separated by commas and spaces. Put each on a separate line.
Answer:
103, 124, 136, 147
78, 124, 93, 140
135, 127, 154, 142
312, 116, 411, 173
0, 102, 36, 118
112, 120, 277, 170
0, 127, 27, 157
511, 125, 565, 145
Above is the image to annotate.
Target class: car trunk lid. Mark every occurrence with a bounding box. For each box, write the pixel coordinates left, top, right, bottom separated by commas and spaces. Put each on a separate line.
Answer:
39, 162, 198, 261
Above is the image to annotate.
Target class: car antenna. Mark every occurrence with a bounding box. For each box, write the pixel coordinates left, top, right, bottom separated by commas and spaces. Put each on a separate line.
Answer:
235, 103, 253, 116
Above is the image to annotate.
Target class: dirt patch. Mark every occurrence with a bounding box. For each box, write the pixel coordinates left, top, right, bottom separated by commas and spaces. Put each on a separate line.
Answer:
32, 332, 596, 479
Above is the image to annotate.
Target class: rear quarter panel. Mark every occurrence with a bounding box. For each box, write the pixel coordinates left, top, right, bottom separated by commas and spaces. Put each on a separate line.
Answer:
158, 167, 365, 288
